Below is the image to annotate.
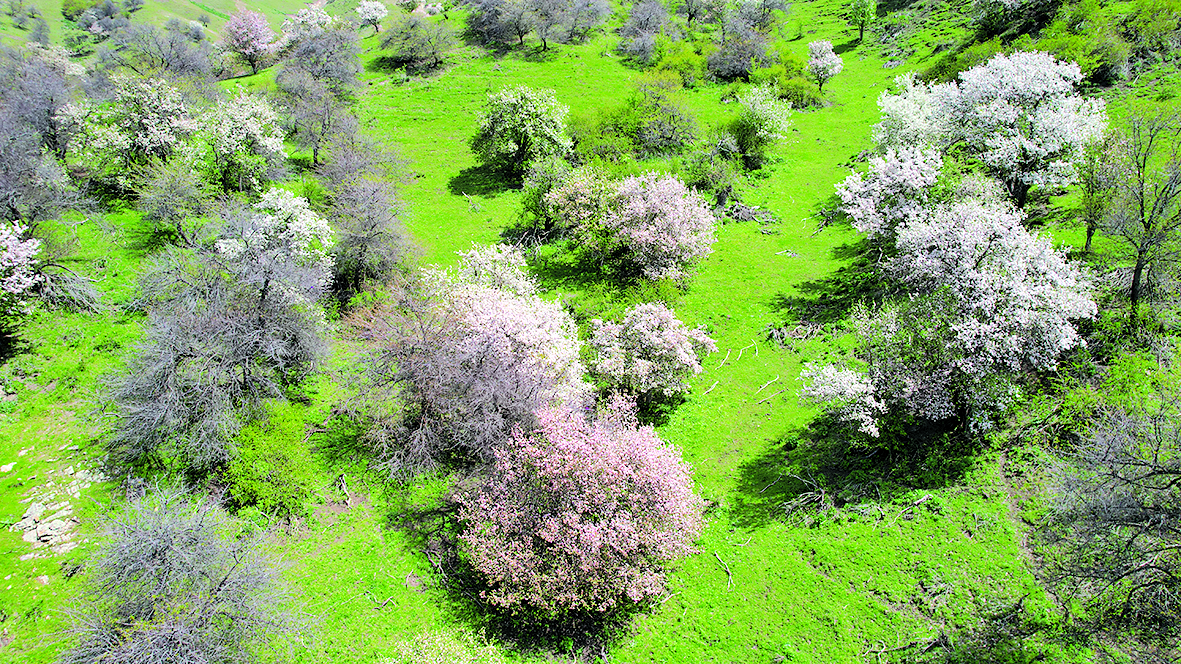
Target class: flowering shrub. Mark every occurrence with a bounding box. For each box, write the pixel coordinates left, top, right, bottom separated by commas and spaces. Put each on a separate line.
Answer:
542, 166, 615, 236
729, 84, 792, 169
800, 363, 885, 437
872, 73, 956, 152
599, 172, 717, 281
835, 147, 944, 240
63, 76, 195, 184
457, 398, 704, 615
470, 86, 572, 174
807, 40, 843, 92
282, 7, 341, 43
196, 89, 287, 192
589, 302, 716, 398
0, 223, 41, 326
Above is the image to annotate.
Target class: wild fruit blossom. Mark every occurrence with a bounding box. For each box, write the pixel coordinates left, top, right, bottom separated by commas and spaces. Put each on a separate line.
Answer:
63, 76, 195, 177
356, 0, 389, 31
217, 188, 335, 292
457, 396, 704, 614
836, 147, 944, 240
589, 301, 716, 397
543, 166, 615, 233
803, 197, 1095, 436
874, 53, 1107, 204
198, 89, 287, 191
282, 7, 341, 43
454, 243, 536, 296
807, 40, 843, 92
447, 282, 589, 410
606, 172, 717, 281
873, 73, 957, 151
736, 83, 793, 146
891, 199, 1096, 372
799, 364, 885, 437
0, 223, 41, 321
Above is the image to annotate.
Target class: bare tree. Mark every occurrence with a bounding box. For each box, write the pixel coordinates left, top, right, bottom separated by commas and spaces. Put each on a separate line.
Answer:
1051, 379, 1181, 642
318, 135, 414, 301
1103, 111, 1181, 316
0, 45, 75, 159
277, 27, 362, 167
59, 486, 302, 664
98, 23, 213, 80
107, 197, 331, 473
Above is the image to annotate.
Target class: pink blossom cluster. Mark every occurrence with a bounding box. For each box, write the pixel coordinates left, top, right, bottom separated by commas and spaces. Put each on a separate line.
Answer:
457, 396, 704, 615
0, 224, 41, 320
223, 10, 277, 61
589, 302, 716, 397
604, 172, 717, 281
836, 147, 944, 240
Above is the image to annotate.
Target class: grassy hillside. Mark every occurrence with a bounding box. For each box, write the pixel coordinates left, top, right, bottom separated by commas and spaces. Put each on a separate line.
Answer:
0, 0, 1176, 662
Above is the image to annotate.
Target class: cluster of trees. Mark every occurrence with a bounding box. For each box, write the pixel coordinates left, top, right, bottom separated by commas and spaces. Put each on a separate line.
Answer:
467, 0, 612, 50
804, 51, 1104, 438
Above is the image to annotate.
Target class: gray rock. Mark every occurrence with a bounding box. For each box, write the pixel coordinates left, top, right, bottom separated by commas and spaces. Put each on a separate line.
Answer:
23, 502, 46, 522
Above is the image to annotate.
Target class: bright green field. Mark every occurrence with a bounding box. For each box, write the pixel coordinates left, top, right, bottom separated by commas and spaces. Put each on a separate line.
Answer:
0, 0, 1167, 662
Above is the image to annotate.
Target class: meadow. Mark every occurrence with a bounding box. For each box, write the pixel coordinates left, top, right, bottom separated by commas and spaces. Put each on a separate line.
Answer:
0, 0, 1174, 661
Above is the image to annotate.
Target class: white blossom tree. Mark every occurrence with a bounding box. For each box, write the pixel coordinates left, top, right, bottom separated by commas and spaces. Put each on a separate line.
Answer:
356, 0, 389, 34
0, 222, 41, 328
807, 40, 843, 93
469, 86, 572, 175
803, 197, 1095, 437
873, 52, 1108, 207
835, 146, 944, 241
195, 88, 287, 192
588, 301, 716, 399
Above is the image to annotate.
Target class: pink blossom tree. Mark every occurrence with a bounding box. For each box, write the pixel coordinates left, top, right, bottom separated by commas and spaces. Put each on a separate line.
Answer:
588, 302, 716, 400
457, 396, 704, 615
0, 223, 41, 327
807, 40, 842, 93
353, 266, 588, 474
598, 172, 717, 281
222, 10, 276, 74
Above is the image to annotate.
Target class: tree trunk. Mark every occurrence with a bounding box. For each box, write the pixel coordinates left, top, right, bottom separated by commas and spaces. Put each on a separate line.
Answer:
1084, 222, 1096, 253
1011, 180, 1031, 209
1130, 251, 1147, 316
859, 23, 864, 41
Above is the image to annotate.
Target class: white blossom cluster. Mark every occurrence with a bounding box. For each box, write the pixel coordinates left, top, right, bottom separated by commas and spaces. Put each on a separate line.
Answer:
356, 0, 390, 25
799, 364, 885, 437
454, 243, 537, 297
217, 188, 335, 292
807, 40, 843, 90
589, 302, 716, 398
736, 84, 793, 146
836, 147, 944, 240
873, 52, 1107, 199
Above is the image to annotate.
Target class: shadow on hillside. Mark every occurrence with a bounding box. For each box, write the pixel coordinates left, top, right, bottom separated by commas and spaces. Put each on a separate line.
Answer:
730, 414, 978, 530
0, 332, 33, 364
833, 39, 861, 55
384, 488, 633, 663
448, 164, 521, 198
770, 237, 890, 324
525, 243, 614, 291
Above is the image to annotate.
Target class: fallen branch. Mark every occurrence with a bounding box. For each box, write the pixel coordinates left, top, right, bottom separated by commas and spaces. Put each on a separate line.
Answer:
759, 474, 782, 494
736, 342, 756, 362
703, 380, 719, 395
713, 552, 733, 590
754, 375, 779, 395
716, 349, 731, 369
757, 388, 785, 404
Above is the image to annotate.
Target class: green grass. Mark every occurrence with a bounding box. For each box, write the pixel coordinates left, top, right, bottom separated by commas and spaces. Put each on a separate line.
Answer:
1, 0, 1176, 662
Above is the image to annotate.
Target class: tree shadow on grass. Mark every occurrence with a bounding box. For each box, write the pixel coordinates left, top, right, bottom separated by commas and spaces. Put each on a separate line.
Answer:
731, 414, 979, 530
448, 164, 522, 198
770, 237, 891, 324
384, 488, 636, 663
833, 39, 861, 55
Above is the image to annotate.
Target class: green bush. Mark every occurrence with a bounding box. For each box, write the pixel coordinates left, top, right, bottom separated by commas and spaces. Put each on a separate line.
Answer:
61, 0, 95, 19
224, 412, 318, 518
652, 39, 712, 88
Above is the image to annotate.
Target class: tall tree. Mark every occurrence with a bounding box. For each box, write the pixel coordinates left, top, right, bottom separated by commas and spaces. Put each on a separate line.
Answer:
222, 9, 275, 74
1103, 111, 1181, 316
